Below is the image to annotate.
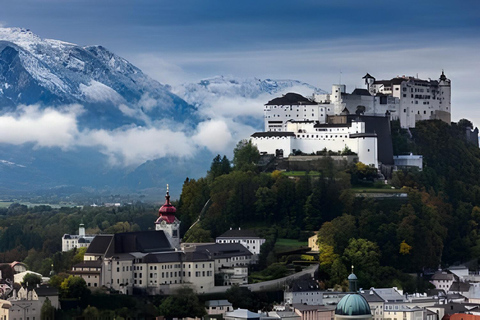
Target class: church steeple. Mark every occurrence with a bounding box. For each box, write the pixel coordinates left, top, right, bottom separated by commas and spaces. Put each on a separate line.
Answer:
155, 184, 181, 249
348, 265, 358, 292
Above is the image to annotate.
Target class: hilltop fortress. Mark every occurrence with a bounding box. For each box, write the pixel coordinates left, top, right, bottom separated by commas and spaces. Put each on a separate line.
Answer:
251, 72, 451, 168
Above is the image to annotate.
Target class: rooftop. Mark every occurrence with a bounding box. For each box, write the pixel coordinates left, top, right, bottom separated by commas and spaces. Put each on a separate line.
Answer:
217, 228, 262, 239
265, 93, 317, 106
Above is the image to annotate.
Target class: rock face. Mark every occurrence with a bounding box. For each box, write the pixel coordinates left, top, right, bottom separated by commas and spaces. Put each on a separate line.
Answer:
0, 27, 197, 128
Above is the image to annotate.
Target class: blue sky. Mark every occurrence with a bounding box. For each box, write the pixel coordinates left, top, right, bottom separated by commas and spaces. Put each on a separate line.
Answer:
1, 0, 480, 125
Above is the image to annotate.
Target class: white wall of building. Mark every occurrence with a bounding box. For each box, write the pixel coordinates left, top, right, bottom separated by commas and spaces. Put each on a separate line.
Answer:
252, 120, 378, 167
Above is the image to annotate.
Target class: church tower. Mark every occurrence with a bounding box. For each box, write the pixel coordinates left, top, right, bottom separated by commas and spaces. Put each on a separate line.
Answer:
155, 185, 181, 249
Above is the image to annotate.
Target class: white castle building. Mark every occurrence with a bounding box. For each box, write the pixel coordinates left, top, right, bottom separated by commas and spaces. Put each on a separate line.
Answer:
253, 72, 451, 167
252, 118, 378, 167
62, 223, 95, 252
311, 72, 451, 129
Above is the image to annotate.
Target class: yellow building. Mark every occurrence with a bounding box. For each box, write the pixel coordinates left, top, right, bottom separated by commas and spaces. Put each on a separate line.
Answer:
308, 233, 319, 252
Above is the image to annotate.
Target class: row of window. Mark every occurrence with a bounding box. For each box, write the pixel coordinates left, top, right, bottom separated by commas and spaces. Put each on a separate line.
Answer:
297, 134, 348, 139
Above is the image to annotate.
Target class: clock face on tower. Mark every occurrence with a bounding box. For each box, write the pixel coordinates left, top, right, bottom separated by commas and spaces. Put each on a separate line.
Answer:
161, 220, 166, 227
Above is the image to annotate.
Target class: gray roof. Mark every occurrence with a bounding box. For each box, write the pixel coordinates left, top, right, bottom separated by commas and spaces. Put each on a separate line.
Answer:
85, 234, 114, 254
142, 251, 183, 263
372, 288, 404, 302
195, 243, 253, 259
431, 272, 454, 281
251, 132, 295, 138
360, 290, 385, 303
450, 281, 470, 292
351, 88, 371, 96
206, 300, 232, 307
265, 93, 317, 106
217, 229, 261, 239
290, 278, 320, 292
86, 231, 173, 257
34, 286, 58, 297
225, 308, 261, 319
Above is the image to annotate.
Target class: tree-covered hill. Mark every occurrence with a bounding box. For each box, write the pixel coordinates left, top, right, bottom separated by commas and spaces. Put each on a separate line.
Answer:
1, 119, 479, 292
178, 120, 480, 290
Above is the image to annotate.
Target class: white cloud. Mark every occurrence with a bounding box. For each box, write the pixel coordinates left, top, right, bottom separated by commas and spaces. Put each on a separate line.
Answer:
79, 126, 196, 166
192, 119, 233, 153
0, 104, 82, 149
0, 21, 6, 28
125, 53, 196, 86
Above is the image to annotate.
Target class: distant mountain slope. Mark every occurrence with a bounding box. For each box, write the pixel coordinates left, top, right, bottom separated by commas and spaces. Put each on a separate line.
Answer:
0, 28, 196, 128
174, 75, 325, 108
0, 28, 325, 198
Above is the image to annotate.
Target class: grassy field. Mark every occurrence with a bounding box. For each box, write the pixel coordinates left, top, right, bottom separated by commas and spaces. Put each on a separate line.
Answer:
0, 201, 13, 208
275, 238, 308, 251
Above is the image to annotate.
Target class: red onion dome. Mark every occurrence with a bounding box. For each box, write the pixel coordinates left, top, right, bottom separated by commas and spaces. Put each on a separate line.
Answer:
159, 190, 176, 214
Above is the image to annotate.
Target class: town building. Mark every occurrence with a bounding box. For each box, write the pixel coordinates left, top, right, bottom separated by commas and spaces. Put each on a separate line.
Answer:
393, 154, 423, 170
216, 228, 266, 255
186, 243, 252, 286
70, 260, 102, 289
284, 278, 323, 305
0, 299, 11, 320
308, 233, 319, 252
61, 224, 95, 252
71, 188, 253, 295
7, 286, 59, 320
205, 300, 234, 316
430, 271, 455, 292
293, 304, 336, 320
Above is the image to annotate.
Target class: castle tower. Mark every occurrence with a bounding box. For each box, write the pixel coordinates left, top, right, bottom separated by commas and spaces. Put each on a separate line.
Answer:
155, 185, 181, 249
438, 70, 451, 117
362, 73, 375, 93
79, 223, 85, 237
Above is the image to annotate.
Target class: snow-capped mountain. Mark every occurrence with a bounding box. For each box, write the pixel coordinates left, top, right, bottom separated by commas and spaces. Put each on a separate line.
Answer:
174, 76, 325, 108
0, 28, 196, 128
0, 28, 325, 198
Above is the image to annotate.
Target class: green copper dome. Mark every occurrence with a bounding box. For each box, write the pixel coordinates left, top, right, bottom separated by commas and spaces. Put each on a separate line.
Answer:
335, 294, 371, 316
348, 273, 358, 280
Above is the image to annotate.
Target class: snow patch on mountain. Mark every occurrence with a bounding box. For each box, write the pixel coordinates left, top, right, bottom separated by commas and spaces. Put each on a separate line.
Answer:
0, 159, 25, 168
174, 76, 326, 108
79, 80, 124, 104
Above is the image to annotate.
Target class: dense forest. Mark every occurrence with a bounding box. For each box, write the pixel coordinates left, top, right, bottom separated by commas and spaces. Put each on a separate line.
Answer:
1, 119, 480, 293
177, 119, 480, 289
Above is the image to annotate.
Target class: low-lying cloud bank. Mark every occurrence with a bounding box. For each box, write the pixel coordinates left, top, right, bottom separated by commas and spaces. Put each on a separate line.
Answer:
0, 103, 257, 167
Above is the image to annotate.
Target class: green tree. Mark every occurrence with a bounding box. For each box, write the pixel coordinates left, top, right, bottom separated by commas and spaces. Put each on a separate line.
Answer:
225, 285, 256, 310
22, 273, 42, 289
158, 287, 206, 318
60, 276, 90, 301
83, 305, 100, 320
41, 297, 55, 320
183, 226, 212, 243
208, 154, 231, 181
233, 140, 260, 172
